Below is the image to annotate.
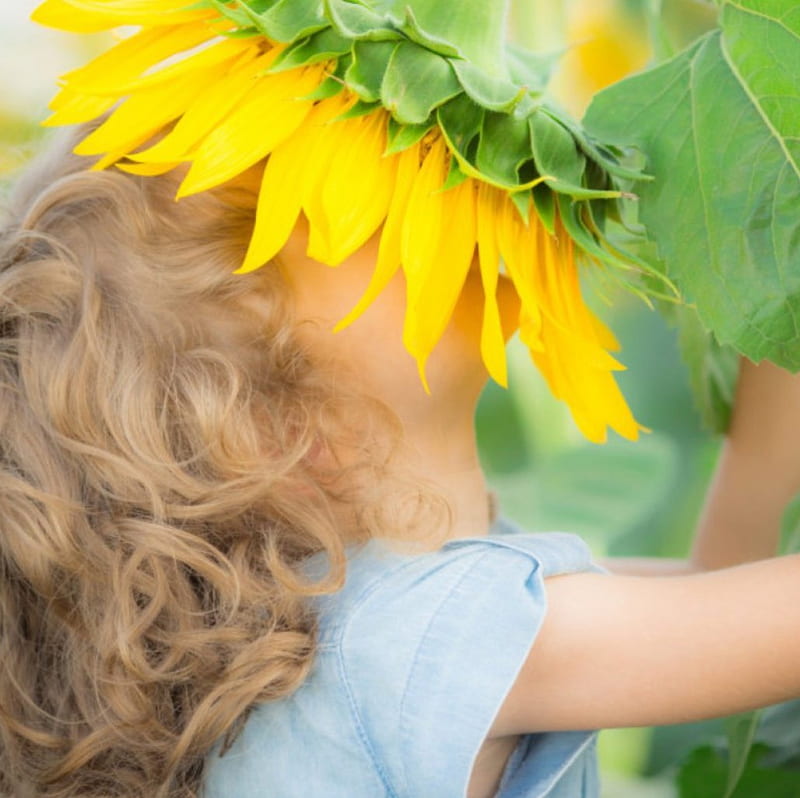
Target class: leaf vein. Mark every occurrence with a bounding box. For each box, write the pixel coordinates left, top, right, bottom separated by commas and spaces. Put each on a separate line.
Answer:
720, 20, 800, 183
724, 1, 800, 43
689, 36, 716, 278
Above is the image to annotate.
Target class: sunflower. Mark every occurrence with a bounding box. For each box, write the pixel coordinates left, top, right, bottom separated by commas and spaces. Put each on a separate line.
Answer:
32, 0, 652, 443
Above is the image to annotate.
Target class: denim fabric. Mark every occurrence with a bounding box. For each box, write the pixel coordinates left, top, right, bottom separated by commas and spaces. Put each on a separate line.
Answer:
203, 521, 601, 797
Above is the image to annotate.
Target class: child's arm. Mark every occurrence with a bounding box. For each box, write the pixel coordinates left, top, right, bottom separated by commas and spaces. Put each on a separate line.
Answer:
603, 359, 800, 576
487, 359, 800, 736
490, 555, 800, 735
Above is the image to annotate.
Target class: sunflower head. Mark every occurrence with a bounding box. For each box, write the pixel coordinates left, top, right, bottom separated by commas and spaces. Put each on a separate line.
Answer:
32, 0, 661, 443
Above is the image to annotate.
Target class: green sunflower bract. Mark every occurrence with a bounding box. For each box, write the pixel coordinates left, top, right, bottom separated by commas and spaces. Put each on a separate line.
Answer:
32, 0, 657, 443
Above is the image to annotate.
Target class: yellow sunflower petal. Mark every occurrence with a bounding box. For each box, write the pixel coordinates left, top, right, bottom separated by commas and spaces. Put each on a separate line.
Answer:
398, 137, 450, 390
78, 33, 248, 98
536, 226, 586, 335
239, 96, 355, 273
400, 136, 448, 308
476, 181, 508, 387
237, 148, 301, 274
523, 223, 642, 442
315, 109, 397, 265
532, 350, 603, 442
532, 333, 640, 443
301, 94, 362, 262
404, 177, 477, 382
548, 229, 622, 353
589, 312, 621, 351
496, 195, 543, 351
32, 0, 214, 33
73, 64, 223, 158
335, 139, 422, 331
305, 114, 365, 263
115, 160, 181, 176
177, 62, 326, 199
524, 322, 594, 437
32, 0, 120, 32
89, 145, 137, 172
43, 89, 116, 127
130, 46, 265, 165
535, 221, 622, 371
62, 22, 219, 95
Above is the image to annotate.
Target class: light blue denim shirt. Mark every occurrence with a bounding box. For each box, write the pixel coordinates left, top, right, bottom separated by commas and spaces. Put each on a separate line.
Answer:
203, 521, 601, 797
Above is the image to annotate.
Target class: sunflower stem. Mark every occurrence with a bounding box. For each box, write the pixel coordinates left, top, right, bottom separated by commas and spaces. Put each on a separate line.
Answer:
382, 0, 512, 77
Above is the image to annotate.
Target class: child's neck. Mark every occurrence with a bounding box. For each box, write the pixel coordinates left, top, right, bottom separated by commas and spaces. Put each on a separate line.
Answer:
388, 399, 492, 552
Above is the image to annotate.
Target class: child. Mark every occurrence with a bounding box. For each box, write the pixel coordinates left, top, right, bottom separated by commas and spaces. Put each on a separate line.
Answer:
3, 119, 800, 798
3, 3, 800, 797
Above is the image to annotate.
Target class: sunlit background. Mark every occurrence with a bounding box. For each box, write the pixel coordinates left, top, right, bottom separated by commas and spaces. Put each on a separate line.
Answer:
1, 2, 722, 796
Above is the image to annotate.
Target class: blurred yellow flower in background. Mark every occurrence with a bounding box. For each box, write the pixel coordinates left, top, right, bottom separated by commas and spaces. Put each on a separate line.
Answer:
555, 0, 653, 116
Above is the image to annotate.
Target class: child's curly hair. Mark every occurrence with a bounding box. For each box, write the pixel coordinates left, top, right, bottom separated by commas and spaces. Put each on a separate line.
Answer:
0, 127, 403, 797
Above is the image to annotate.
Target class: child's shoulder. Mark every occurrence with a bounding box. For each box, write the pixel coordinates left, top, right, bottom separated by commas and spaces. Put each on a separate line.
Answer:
303, 523, 601, 796
312, 522, 599, 642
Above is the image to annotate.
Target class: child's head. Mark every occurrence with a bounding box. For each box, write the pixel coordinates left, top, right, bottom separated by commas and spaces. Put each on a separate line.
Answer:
0, 125, 413, 797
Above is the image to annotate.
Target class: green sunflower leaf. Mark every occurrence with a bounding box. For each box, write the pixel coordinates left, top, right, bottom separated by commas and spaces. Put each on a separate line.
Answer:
557, 194, 628, 271
530, 110, 623, 200
530, 110, 585, 185
248, 0, 328, 42
269, 27, 350, 70
302, 75, 345, 101
442, 157, 469, 191
438, 95, 542, 191
325, 0, 398, 40
505, 42, 560, 96
384, 118, 432, 154
533, 183, 556, 234
509, 190, 532, 223
232, 0, 277, 11
437, 94, 483, 158
206, 0, 262, 29
476, 112, 531, 186
381, 42, 461, 125
725, 712, 764, 798
393, 6, 464, 59
220, 27, 264, 39
673, 303, 738, 434
585, 2, 800, 370
358, 0, 393, 10
579, 198, 670, 287
450, 59, 526, 113
336, 99, 381, 120
559, 109, 650, 183
345, 40, 396, 102
678, 744, 800, 798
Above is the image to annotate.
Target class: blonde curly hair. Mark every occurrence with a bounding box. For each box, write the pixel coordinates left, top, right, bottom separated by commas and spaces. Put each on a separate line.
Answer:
0, 127, 403, 797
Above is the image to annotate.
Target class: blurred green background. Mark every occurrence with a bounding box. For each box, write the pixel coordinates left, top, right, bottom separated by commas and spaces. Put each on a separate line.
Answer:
0, 2, 726, 796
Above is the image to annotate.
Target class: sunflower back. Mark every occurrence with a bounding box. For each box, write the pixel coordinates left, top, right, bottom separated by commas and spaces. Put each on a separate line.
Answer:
31, 0, 655, 443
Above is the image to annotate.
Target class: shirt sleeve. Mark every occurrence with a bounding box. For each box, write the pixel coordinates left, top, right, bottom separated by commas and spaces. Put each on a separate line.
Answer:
336, 532, 599, 798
